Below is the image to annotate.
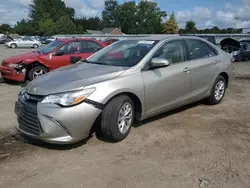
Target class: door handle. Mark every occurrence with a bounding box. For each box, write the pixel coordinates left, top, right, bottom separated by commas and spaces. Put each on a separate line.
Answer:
183, 67, 190, 73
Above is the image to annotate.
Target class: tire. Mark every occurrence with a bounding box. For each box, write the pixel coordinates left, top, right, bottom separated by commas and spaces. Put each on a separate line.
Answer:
27, 66, 48, 81
33, 44, 39, 48
206, 75, 226, 105
101, 95, 135, 142
11, 43, 17, 49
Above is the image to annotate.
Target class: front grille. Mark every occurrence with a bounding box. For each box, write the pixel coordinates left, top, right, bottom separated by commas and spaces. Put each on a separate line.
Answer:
17, 93, 43, 135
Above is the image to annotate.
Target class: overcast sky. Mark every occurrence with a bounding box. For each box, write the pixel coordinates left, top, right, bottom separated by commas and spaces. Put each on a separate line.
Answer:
1, 0, 250, 29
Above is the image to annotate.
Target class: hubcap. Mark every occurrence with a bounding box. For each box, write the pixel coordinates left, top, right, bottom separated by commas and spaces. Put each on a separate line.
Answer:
33, 69, 46, 79
214, 80, 225, 101
117, 102, 133, 134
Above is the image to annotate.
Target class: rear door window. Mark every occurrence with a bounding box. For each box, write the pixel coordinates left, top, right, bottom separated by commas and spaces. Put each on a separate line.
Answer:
185, 39, 217, 60
81, 41, 103, 53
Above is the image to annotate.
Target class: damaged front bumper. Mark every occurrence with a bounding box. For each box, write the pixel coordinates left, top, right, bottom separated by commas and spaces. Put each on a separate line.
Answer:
0, 64, 26, 82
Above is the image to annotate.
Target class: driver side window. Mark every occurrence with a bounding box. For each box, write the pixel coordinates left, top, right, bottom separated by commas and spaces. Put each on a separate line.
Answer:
57, 41, 81, 55
153, 40, 186, 64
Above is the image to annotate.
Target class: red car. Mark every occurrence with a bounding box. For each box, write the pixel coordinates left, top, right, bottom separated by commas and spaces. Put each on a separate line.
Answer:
0, 38, 107, 82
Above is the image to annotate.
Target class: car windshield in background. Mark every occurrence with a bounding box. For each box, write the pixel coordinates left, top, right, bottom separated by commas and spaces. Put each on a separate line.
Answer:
39, 40, 63, 54
85, 39, 158, 67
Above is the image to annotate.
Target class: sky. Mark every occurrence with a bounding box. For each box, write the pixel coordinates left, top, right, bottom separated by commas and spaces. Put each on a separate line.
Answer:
1, 0, 250, 29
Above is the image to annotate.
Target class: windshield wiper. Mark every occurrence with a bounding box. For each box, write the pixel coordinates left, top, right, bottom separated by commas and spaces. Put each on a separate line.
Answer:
82, 59, 108, 65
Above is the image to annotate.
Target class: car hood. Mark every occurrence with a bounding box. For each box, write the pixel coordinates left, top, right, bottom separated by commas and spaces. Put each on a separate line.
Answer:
3, 52, 40, 63
25, 63, 128, 96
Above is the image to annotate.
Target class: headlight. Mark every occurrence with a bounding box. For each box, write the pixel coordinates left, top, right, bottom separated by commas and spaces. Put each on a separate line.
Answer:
7, 63, 19, 68
7, 62, 24, 68
41, 88, 95, 106
231, 51, 238, 56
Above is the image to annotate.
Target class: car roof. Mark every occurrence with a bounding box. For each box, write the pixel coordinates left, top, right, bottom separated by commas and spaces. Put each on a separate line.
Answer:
56, 38, 101, 42
120, 35, 209, 41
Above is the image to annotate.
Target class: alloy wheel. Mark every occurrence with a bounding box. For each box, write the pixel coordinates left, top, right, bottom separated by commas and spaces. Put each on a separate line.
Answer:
117, 102, 133, 134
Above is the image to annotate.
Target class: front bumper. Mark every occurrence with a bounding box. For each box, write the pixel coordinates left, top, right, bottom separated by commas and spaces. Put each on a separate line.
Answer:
0, 65, 25, 81
15, 95, 102, 144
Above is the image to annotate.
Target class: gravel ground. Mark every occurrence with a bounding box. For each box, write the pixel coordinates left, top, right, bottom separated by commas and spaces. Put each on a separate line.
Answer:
0, 45, 250, 188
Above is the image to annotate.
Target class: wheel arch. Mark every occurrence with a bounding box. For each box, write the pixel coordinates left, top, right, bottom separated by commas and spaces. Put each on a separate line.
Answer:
88, 91, 143, 137
104, 92, 143, 121
218, 72, 229, 87
25, 61, 49, 80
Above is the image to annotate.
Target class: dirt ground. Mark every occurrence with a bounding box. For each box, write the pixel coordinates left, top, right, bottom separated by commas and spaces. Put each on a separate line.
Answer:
0, 46, 250, 188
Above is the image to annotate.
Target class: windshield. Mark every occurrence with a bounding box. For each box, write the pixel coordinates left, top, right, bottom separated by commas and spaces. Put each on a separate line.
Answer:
85, 39, 158, 67
39, 40, 63, 54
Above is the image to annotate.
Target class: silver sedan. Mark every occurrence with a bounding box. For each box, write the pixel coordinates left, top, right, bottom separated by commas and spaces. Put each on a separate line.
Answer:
5, 37, 41, 48
15, 36, 234, 144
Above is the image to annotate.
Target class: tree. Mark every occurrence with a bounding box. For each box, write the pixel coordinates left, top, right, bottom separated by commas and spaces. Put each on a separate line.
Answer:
54, 16, 79, 34
29, 0, 75, 23
135, 1, 167, 34
162, 13, 178, 34
117, 1, 137, 34
102, 0, 119, 27
14, 19, 36, 35
0, 24, 12, 33
38, 18, 56, 35
185, 20, 197, 33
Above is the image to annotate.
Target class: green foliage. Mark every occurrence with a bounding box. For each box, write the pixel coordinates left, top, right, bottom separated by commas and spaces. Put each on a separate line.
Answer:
133, 1, 167, 34
185, 20, 197, 33
113, 0, 166, 34
102, 0, 119, 28
162, 13, 178, 34
54, 16, 79, 34
179, 21, 243, 34
29, 0, 75, 22
2, 0, 243, 36
74, 17, 104, 31
0, 24, 12, 34
14, 19, 36, 35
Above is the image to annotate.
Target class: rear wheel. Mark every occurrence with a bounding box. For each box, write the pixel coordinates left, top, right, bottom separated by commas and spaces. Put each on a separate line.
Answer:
101, 95, 134, 142
33, 44, 39, 48
28, 66, 48, 81
207, 75, 226, 105
11, 43, 17, 49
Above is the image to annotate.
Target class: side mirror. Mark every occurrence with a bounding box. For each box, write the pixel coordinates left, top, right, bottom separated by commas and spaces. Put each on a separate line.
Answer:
150, 58, 170, 68
53, 51, 64, 56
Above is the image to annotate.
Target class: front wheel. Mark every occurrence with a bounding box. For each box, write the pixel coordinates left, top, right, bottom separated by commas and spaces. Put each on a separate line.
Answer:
27, 66, 48, 81
11, 43, 17, 48
206, 75, 226, 105
101, 95, 134, 142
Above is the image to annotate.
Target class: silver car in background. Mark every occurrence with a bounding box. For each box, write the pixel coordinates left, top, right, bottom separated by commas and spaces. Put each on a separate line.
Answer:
5, 36, 41, 49
15, 36, 234, 144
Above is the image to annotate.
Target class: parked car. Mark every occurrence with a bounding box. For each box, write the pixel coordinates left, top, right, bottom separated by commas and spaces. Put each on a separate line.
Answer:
14, 36, 234, 144
103, 38, 119, 46
5, 36, 41, 49
231, 40, 250, 61
0, 36, 13, 44
41, 36, 49, 44
0, 38, 107, 82
45, 36, 56, 44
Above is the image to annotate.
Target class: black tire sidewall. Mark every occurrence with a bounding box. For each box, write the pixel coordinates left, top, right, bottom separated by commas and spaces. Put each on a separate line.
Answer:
33, 44, 38, 48
101, 95, 135, 142
11, 43, 16, 48
28, 66, 48, 81
210, 76, 226, 104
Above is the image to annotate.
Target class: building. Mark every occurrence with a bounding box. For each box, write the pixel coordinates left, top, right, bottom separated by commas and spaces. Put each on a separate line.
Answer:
86, 27, 124, 35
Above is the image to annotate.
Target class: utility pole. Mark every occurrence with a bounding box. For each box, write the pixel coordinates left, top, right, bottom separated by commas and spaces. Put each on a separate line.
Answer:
233, 17, 239, 33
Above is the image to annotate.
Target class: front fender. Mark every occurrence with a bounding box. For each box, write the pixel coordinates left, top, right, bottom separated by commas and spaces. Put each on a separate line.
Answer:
86, 72, 146, 117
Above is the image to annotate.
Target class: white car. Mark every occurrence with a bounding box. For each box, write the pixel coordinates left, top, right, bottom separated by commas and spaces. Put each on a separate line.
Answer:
5, 36, 41, 49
